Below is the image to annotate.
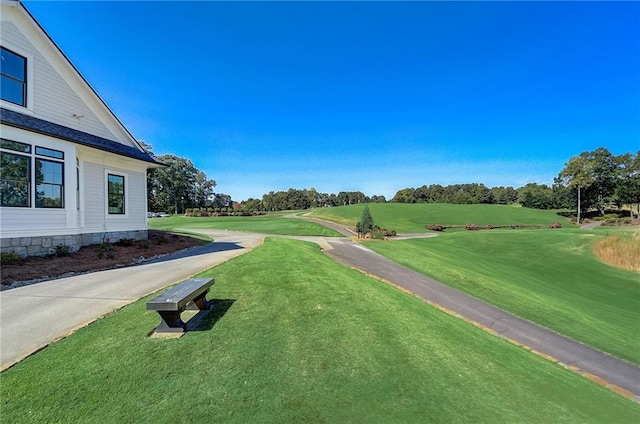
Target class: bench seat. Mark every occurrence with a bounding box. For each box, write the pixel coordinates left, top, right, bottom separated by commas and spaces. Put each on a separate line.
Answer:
147, 277, 215, 334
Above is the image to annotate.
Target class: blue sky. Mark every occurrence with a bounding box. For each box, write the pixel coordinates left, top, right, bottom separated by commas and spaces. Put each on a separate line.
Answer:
24, 1, 639, 201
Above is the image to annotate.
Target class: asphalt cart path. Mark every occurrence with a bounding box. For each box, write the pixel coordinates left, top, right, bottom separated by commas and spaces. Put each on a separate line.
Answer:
322, 237, 640, 401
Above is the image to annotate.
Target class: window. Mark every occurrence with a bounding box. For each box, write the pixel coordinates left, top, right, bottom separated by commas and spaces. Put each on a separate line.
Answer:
107, 174, 125, 214
1, 47, 27, 107
0, 150, 30, 207
0, 139, 64, 208
35, 159, 63, 208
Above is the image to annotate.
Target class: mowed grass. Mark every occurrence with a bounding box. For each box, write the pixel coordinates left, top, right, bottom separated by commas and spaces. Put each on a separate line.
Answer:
2, 238, 637, 423
365, 229, 640, 364
306, 203, 572, 233
149, 215, 344, 237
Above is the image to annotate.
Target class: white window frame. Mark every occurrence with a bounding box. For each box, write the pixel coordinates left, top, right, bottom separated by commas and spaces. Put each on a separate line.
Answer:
0, 43, 35, 114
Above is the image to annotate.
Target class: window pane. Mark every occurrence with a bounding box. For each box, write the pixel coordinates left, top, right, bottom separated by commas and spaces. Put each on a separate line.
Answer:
0, 139, 30, 153
36, 159, 63, 185
35, 159, 63, 208
1, 77, 25, 106
0, 152, 30, 207
1, 47, 26, 80
108, 174, 125, 214
35, 146, 64, 159
36, 183, 62, 208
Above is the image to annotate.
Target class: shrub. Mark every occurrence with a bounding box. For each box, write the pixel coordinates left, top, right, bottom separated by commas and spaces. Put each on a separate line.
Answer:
465, 224, 480, 231
137, 240, 150, 250
549, 222, 563, 229
95, 242, 115, 259
185, 208, 193, 216
1, 251, 23, 266
426, 224, 445, 232
54, 244, 71, 257
117, 238, 135, 247
485, 224, 495, 230
157, 235, 169, 245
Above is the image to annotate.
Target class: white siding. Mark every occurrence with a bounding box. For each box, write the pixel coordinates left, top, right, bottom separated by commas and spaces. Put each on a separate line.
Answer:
83, 161, 106, 231
82, 160, 148, 233
0, 208, 66, 238
1, 22, 120, 141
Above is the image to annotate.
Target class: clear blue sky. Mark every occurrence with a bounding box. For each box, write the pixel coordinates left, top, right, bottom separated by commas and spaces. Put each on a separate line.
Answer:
24, 1, 639, 201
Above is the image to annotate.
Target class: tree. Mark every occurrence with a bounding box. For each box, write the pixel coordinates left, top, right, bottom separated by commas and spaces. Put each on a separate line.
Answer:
614, 151, 640, 218
557, 154, 595, 223
147, 154, 216, 214
357, 205, 374, 237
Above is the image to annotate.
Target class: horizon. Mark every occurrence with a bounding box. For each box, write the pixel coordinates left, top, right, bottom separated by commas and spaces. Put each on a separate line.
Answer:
24, 1, 639, 201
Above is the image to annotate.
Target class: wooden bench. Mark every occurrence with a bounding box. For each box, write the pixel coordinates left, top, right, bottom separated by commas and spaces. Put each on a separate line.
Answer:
146, 277, 215, 334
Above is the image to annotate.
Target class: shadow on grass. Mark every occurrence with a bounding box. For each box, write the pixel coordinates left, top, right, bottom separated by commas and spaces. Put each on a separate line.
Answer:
187, 298, 236, 332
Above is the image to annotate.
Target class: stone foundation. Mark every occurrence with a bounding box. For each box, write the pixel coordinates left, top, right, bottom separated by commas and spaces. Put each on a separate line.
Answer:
1, 230, 148, 257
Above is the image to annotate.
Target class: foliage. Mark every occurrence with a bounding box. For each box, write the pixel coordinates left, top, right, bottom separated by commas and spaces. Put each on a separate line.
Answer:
549, 222, 563, 229
54, 244, 71, 257
144, 146, 218, 215
95, 242, 115, 259
556, 148, 638, 221
258, 188, 385, 211
0, 251, 23, 266
2, 238, 638, 423
357, 205, 375, 236
465, 223, 480, 231
593, 233, 640, 272
426, 224, 445, 231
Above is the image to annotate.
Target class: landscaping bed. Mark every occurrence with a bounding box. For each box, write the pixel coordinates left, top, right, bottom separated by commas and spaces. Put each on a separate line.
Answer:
1, 230, 206, 288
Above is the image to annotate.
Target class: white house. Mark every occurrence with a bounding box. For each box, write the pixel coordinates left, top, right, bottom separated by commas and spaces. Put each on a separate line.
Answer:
0, 0, 163, 257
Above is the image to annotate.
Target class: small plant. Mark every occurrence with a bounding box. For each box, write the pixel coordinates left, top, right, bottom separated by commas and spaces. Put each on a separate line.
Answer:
55, 244, 71, 257
117, 238, 135, 247
1, 251, 23, 266
95, 242, 115, 259
426, 224, 445, 232
549, 222, 563, 229
465, 224, 480, 231
485, 224, 495, 230
137, 239, 150, 250
157, 235, 169, 245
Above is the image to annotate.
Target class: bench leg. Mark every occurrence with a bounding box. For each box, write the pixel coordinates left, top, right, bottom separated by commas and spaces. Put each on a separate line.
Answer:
154, 311, 186, 333
186, 291, 214, 311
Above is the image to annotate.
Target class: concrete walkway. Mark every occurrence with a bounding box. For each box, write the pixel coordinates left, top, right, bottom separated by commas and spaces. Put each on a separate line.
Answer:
0, 231, 263, 370
2, 222, 639, 402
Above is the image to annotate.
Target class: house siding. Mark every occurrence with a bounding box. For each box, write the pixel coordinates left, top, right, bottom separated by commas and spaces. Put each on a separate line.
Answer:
1, 21, 118, 141
1, 2, 155, 258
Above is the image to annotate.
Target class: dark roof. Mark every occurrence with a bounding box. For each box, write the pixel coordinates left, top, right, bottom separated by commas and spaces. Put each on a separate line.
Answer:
1, 108, 163, 165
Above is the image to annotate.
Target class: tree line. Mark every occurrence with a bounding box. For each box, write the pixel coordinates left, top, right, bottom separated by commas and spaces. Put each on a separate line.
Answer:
144, 144, 638, 219
242, 189, 386, 212
390, 148, 639, 221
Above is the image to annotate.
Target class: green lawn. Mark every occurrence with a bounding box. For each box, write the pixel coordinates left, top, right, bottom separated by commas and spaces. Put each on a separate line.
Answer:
306, 203, 573, 233
149, 215, 344, 237
365, 229, 640, 364
2, 238, 638, 422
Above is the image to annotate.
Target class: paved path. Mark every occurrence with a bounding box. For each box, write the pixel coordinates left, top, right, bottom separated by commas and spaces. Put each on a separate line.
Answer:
2, 221, 639, 402
0, 232, 263, 370
322, 238, 640, 401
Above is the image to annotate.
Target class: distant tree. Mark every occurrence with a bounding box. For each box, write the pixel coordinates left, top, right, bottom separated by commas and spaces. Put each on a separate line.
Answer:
556, 151, 597, 223
614, 151, 640, 218
391, 188, 416, 203
147, 153, 216, 214
517, 183, 555, 209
